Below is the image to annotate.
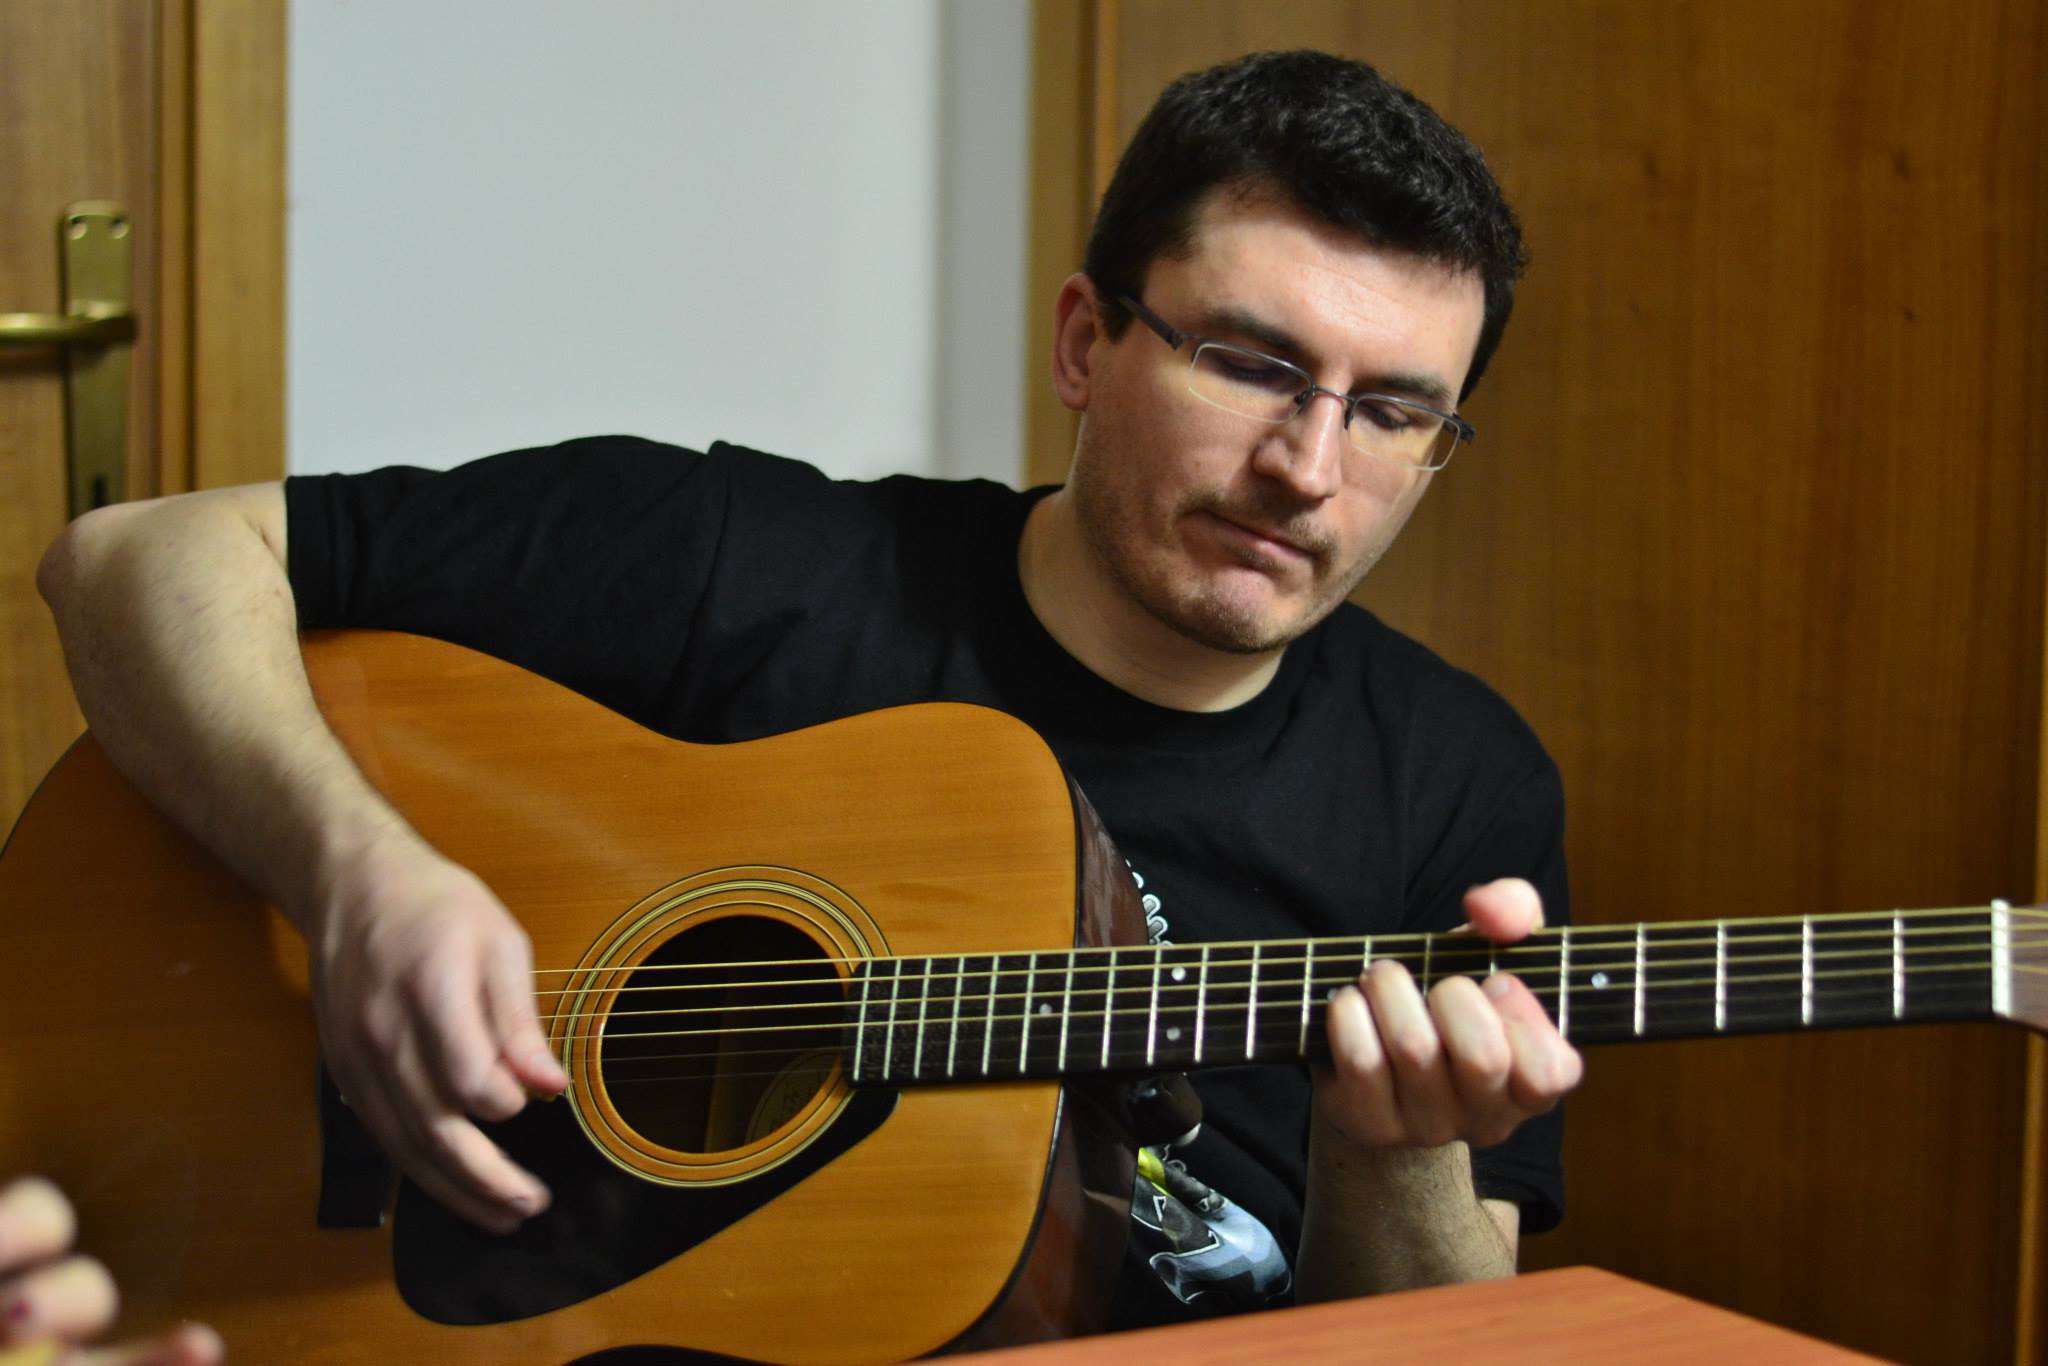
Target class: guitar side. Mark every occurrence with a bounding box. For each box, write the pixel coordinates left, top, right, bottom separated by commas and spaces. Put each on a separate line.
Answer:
0, 631, 1141, 1364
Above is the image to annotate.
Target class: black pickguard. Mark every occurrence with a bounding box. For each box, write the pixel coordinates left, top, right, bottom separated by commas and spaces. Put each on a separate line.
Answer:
392, 1087, 897, 1326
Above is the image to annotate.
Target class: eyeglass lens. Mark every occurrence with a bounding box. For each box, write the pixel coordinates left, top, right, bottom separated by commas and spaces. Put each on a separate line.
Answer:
1185, 343, 1457, 470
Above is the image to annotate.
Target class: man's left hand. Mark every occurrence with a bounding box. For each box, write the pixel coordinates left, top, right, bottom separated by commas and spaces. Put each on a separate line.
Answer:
1316, 877, 1582, 1151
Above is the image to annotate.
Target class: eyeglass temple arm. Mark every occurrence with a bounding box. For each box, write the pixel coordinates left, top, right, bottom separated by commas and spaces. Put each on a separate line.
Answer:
1113, 294, 1189, 348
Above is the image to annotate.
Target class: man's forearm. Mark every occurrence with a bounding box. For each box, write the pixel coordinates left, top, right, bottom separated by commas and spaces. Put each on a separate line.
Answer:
36, 488, 411, 925
1295, 1110, 1516, 1301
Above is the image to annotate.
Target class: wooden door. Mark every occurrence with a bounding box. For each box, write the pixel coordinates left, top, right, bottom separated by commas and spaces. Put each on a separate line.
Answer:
1031, 3, 2048, 1362
0, 0, 284, 829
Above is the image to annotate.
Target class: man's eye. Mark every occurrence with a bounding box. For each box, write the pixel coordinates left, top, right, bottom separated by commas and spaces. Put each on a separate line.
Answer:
1357, 399, 1424, 433
1209, 354, 1298, 392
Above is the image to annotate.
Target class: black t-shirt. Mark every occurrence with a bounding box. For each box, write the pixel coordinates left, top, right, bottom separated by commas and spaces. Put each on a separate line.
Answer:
285, 435, 1568, 1322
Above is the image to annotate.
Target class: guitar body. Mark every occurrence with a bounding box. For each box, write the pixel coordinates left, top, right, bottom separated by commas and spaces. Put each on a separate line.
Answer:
0, 632, 1144, 1364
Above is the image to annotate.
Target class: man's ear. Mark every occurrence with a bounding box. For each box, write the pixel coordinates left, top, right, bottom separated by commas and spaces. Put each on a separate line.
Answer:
1050, 273, 1104, 413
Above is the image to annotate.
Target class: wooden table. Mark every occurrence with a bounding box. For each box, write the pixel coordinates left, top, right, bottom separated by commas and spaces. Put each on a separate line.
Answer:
959, 1267, 1886, 1363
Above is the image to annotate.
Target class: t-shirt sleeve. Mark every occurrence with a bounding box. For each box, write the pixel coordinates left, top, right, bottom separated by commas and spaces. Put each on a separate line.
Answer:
287, 435, 721, 709
284, 436, 979, 738
287, 436, 788, 726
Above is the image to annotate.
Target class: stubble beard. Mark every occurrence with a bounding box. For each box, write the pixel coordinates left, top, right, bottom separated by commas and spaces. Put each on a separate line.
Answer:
1074, 479, 1361, 657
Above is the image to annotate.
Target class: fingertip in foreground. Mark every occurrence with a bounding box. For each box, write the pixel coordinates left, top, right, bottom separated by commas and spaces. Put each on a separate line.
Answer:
1460, 878, 1545, 941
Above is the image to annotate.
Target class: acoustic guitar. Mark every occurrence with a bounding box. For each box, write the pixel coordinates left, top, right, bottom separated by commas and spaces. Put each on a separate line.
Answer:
1, 631, 2039, 1365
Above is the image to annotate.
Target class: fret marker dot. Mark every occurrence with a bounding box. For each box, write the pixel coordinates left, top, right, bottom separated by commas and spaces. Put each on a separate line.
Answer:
1171, 966, 1187, 983
1038, 1002, 1053, 1015
1166, 1026, 1182, 1042
1591, 971, 1610, 989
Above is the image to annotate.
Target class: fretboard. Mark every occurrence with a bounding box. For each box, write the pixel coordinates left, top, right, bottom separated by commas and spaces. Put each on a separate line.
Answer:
844, 906, 2016, 1086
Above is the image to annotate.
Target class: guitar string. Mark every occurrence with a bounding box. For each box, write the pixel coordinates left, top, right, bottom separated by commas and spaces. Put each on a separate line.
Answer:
516, 909, 2048, 983
532, 929, 2046, 1026
537, 937, 2035, 1028
559, 958, 2048, 1091
532, 922, 2022, 1001
525, 913, 2042, 1001
534, 956, 2027, 1062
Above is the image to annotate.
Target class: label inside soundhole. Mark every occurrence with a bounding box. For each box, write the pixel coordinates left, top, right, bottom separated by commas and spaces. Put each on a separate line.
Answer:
600, 915, 843, 1155
749, 1049, 841, 1142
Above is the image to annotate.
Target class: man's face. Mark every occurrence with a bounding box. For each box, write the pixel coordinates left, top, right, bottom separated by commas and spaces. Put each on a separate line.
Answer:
1064, 190, 1487, 655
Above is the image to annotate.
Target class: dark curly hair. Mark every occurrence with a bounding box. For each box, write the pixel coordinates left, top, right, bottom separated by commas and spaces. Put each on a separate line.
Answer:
1084, 50, 1525, 401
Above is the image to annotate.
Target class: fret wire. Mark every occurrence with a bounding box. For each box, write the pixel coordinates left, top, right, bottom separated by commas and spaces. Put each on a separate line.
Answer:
913, 947, 932, 1079
1557, 930, 1571, 1036
1147, 946, 1163, 1067
946, 955, 963, 1079
852, 964, 872, 1082
980, 954, 998, 1077
1245, 944, 1261, 1060
1298, 941, 1315, 1056
1714, 921, 1727, 1032
882, 957, 904, 1081
1099, 947, 1117, 1071
1892, 916, 1904, 1020
1018, 953, 1037, 1074
1633, 924, 1646, 1038
1994, 900, 2014, 1017
1057, 953, 1074, 1072
1194, 945, 1211, 1064
1799, 917, 1812, 1026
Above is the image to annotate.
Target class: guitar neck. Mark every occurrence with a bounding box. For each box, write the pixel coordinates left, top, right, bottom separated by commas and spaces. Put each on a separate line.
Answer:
845, 905, 2023, 1086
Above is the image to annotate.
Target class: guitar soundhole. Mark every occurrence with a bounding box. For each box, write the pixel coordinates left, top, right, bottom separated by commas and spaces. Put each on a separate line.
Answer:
601, 916, 844, 1155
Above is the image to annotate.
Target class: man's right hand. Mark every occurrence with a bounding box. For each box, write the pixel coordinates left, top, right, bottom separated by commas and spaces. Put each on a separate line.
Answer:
303, 832, 568, 1234
39, 486, 567, 1236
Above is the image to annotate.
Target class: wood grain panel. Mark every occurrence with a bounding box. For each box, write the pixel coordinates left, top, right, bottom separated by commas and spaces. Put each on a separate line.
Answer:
1026, 0, 1097, 487
1, 0, 283, 824
0, 1, 161, 826
959, 1265, 1885, 1364
189, 0, 283, 491
1098, 4, 2045, 1362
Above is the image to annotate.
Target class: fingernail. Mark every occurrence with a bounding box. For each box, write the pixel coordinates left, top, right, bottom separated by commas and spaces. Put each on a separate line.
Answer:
1483, 974, 1513, 1000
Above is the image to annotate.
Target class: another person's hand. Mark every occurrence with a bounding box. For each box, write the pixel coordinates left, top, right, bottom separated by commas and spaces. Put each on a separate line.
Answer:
0, 1176, 222, 1366
303, 831, 568, 1234
1316, 877, 1581, 1150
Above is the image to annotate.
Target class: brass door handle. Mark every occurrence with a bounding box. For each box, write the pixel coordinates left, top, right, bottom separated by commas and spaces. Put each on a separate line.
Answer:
4, 202, 136, 517
0, 305, 137, 347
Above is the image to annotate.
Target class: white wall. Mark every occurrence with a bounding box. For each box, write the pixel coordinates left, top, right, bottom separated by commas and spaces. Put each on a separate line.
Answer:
288, 0, 1031, 485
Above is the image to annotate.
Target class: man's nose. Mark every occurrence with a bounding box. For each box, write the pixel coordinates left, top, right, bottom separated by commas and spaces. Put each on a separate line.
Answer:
1253, 389, 1348, 499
